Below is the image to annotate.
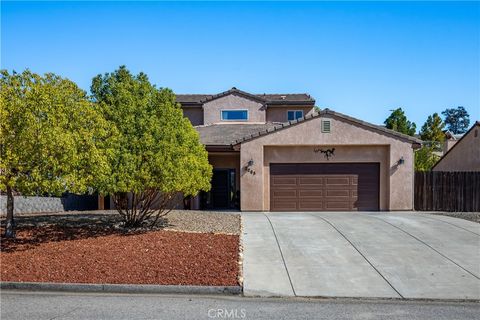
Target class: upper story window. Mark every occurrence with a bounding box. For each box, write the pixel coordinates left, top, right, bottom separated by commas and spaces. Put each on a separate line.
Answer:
221, 110, 248, 121
287, 110, 304, 121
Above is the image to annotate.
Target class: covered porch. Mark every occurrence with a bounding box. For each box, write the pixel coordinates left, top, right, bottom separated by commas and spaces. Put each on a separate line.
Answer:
190, 150, 241, 210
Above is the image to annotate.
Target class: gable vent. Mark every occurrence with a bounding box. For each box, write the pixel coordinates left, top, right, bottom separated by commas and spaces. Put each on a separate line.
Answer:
321, 120, 331, 133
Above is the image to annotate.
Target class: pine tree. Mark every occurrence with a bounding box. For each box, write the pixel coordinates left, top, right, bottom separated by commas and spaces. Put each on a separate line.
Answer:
384, 108, 416, 136
419, 113, 445, 150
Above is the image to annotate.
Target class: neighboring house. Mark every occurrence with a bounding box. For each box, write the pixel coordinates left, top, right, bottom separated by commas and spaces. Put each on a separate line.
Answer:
176, 87, 421, 211
432, 121, 480, 172
424, 131, 464, 158
442, 131, 464, 154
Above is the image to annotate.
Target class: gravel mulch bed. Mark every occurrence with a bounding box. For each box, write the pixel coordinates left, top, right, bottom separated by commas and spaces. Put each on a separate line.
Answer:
418, 211, 480, 224
0, 210, 240, 235
164, 210, 240, 235
0, 210, 241, 286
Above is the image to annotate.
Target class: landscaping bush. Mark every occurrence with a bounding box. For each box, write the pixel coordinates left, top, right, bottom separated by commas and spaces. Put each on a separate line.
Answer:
91, 66, 212, 228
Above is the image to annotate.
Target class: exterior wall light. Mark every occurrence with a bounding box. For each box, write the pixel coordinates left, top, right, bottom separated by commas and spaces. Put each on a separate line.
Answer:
398, 157, 405, 165
245, 159, 255, 175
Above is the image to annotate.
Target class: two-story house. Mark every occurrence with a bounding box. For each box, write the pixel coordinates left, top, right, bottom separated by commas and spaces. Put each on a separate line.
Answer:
177, 88, 421, 212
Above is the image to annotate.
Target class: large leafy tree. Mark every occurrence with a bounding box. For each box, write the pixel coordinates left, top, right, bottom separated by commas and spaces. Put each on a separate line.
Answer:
441, 106, 470, 134
419, 113, 445, 149
384, 108, 416, 136
91, 66, 211, 228
0, 70, 112, 238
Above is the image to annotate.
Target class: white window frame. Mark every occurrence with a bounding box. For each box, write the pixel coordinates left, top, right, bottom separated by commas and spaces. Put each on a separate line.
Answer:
221, 109, 249, 121
287, 110, 304, 121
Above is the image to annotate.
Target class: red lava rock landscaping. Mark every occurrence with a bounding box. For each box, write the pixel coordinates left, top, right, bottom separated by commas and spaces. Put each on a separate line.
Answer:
1, 226, 239, 286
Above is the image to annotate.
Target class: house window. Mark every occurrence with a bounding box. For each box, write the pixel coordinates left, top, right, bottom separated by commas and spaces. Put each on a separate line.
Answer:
221, 110, 248, 121
287, 110, 304, 121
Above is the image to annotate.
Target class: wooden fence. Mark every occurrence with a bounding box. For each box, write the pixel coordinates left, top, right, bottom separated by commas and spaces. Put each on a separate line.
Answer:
414, 171, 480, 212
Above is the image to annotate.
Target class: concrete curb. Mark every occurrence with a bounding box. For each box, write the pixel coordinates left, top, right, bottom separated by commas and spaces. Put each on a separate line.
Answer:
1, 282, 242, 295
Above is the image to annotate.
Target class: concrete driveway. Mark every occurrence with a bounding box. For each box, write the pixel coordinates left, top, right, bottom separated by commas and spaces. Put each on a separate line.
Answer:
241, 212, 480, 300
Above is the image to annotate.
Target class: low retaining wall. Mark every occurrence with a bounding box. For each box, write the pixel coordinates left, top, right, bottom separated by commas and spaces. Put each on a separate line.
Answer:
0, 196, 64, 214
0, 194, 98, 214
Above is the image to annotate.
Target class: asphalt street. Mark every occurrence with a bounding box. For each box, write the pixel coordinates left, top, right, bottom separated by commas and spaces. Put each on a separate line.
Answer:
1, 290, 479, 320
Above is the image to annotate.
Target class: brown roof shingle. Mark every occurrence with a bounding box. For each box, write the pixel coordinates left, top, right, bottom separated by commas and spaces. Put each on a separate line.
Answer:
195, 123, 281, 146
176, 87, 314, 106
194, 109, 422, 147
230, 109, 422, 146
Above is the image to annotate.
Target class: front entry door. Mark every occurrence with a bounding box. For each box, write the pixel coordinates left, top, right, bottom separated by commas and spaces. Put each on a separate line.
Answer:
211, 169, 230, 208
205, 168, 236, 209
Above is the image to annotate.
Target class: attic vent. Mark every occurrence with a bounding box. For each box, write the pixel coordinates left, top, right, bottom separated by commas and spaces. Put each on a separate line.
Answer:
321, 120, 331, 133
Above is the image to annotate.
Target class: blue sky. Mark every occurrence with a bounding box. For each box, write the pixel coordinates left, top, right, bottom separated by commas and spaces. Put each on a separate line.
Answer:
2, 1, 479, 128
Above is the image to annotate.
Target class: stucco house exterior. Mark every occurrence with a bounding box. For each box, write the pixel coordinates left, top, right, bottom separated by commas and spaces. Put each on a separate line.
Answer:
432, 121, 480, 172
177, 88, 421, 211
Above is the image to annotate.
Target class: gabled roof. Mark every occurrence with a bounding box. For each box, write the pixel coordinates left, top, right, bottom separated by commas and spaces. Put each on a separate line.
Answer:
176, 87, 315, 106
231, 109, 422, 146
432, 121, 480, 170
200, 87, 267, 104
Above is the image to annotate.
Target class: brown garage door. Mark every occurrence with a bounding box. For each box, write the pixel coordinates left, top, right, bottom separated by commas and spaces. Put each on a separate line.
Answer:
270, 163, 380, 211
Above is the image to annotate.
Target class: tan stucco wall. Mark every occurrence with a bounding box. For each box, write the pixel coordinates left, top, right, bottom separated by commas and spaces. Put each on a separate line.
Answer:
433, 125, 480, 171
266, 106, 314, 123
203, 94, 265, 124
182, 107, 204, 126
208, 152, 241, 190
239, 115, 415, 211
